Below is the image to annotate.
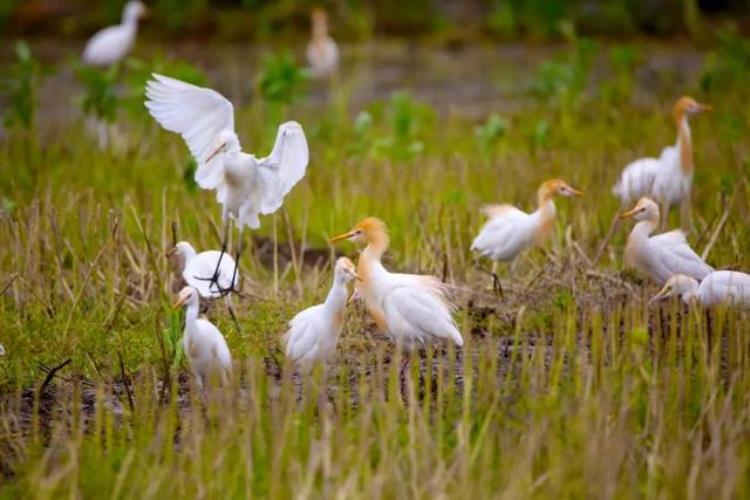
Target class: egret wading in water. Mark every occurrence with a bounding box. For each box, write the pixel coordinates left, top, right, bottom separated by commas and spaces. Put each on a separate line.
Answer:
173, 287, 232, 392
471, 179, 583, 293
650, 271, 750, 307
620, 197, 712, 286
307, 8, 339, 79
285, 257, 359, 371
82, 1, 148, 67
145, 74, 309, 293
330, 218, 463, 374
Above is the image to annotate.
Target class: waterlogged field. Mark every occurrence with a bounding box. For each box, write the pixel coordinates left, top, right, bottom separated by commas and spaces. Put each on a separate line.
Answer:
2, 37, 750, 497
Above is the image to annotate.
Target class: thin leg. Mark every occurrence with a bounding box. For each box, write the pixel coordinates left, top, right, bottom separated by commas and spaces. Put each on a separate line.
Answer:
490, 261, 503, 298
592, 211, 621, 267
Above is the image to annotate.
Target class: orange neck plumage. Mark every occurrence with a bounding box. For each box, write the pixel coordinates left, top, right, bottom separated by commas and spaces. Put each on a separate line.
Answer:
674, 109, 693, 175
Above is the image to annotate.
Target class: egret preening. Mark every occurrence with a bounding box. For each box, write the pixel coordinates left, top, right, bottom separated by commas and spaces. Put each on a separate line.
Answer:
284, 257, 359, 371
621, 197, 712, 285
145, 74, 309, 292
471, 178, 583, 291
650, 271, 750, 307
173, 286, 232, 392
307, 8, 339, 79
82, 1, 147, 67
330, 218, 463, 368
168, 241, 239, 298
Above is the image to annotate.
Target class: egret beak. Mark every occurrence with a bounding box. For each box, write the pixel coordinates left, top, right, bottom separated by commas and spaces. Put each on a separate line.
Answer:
620, 206, 640, 219
697, 103, 712, 113
165, 246, 177, 258
172, 295, 188, 309
569, 187, 584, 197
330, 231, 355, 243
649, 286, 672, 305
205, 142, 225, 163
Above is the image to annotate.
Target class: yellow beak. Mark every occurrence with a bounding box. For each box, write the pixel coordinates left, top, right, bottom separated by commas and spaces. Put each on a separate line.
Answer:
330, 230, 355, 243
649, 286, 672, 305
697, 103, 712, 113
205, 142, 225, 163
172, 295, 188, 309
165, 246, 177, 258
620, 206, 640, 219
569, 188, 584, 197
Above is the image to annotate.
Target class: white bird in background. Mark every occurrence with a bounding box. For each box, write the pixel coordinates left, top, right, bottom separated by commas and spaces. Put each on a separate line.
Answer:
651, 271, 750, 307
82, 0, 147, 67
173, 286, 232, 391
330, 218, 463, 356
307, 8, 339, 79
145, 74, 309, 290
285, 257, 359, 370
613, 96, 712, 228
620, 197, 712, 285
167, 241, 239, 298
471, 178, 583, 282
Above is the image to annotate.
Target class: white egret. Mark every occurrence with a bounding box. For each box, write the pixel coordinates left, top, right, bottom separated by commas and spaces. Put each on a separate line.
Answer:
651, 271, 750, 307
307, 8, 339, 79
167, 241, 239, 298
330, 218, 463, 359
620, 197, 712, 285
284, 257, 359, 370
145, 73, 309, 291
173, 286, 232, 391
82, 1, 147, 67
613, 96, 711, 228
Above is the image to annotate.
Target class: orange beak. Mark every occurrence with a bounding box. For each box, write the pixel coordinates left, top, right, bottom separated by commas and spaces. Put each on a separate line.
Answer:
569, 187, 584, 197
172, 295, 188, 308
330, 230, 355, 243
620, 206, 641, 219
697, 103, 712, 113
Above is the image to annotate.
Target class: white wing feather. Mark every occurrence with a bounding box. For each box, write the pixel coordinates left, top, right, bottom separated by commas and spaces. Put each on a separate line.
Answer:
183, 251, 239, 299
649, 230, 713, 283
255, 121, 310, 214
699, 271, 750, 306
471, 205, 534, 261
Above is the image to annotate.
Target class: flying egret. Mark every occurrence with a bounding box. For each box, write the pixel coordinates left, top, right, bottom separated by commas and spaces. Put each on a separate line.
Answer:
330, 218, 463, 364
173, 286, 232, 391
620, 197, 712, 285
167, 241, 239, 298
82, 1, 147, 67
307, 8, 339, 79
284, 257, 359, 370
145, 74, 309, 291
471, 178, 583, 289
650, 271, 750, 307
613, 96, 711, 228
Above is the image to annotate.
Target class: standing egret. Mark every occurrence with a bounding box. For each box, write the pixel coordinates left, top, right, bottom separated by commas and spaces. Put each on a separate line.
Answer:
650, 271, 750, 307
613, 96, 711, 227
471, 178, 583, 289
620, 197, 712, 285
145, 74, 309, 291
173, 286, 232, 391
330, 218, 463, 364
167, 241, 239, 298
307, 8, 339, 79
82, 1, 147, 67
284, 257, 359, 370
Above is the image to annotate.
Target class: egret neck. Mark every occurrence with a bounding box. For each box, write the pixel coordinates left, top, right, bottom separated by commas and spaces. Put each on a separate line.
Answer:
674, 106, 693, 175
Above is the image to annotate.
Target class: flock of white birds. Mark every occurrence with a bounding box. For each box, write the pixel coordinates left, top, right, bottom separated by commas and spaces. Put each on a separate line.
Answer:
78, 2, 750, 391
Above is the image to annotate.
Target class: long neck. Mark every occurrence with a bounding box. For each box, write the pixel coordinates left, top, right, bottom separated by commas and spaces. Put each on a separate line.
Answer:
323, 279, 347, 314
184, 301, 199, 327
363, 231, 390, 261
632, 216, 658, 239
676, 115, 693, 174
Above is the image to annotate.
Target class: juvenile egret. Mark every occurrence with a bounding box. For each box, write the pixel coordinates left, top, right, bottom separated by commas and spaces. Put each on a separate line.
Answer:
82, 1, 147, 67
307, 8, 339, 79
613, 96, 711, 228
330, 218, 463, 354
167, 241, 239, 298
284, 257, 359, 370
471, 179, 583, 287
650, 271, 750, 307
173, 286, 232, 391
145, 74, 309, 290
620, 197, 712, 285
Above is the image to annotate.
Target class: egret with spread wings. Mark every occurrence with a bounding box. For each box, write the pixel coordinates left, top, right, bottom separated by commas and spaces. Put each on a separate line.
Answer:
145, 74, 309, 293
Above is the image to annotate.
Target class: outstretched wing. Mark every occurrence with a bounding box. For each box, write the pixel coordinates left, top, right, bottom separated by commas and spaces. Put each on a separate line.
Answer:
145, 74, 238, 188
255, 121, 309, 214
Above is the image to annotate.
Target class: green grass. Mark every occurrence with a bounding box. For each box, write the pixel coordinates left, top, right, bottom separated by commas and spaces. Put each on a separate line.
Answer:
2, 39, 750, 497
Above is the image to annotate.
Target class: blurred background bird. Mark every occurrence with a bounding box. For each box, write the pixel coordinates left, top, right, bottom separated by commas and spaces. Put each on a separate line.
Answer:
651, 271, 750, 307
330, 217, 463, 368
620, 197, 712, 285
284, 257, 359, 371
173, 286, 232, 392
307, 7, 339, 79
82, 0, 147, 67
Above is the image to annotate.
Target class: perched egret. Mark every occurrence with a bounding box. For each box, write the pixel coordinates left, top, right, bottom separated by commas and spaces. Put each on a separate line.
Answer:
471, 179, 583, 287
307, 8, 339, 79
284, 257, 359, 370
621, 197, 712, 285
145, 74, 309, 291
330, 218, 463, 355
82, 1, 147, 67
613, 96, 711, 228
173, 286, 232, 391
650, 271, 750, 307
167, 241, 239, 298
